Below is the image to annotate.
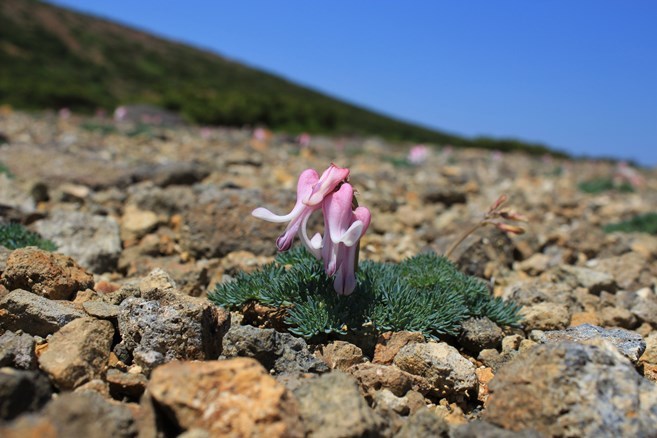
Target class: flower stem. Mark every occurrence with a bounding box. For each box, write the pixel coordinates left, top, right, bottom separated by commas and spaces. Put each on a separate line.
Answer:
444, 222, 484, 260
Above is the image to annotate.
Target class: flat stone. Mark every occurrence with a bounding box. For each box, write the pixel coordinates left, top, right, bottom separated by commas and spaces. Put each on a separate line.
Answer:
82, 300, 120, 320
146, 358, 303, 437
105, 368, 147, 400
38, 317, 115, 390
556, 264, 617, 294
393, 342, 477, 401
0, 289, 85, 337
535, 323, 646, 363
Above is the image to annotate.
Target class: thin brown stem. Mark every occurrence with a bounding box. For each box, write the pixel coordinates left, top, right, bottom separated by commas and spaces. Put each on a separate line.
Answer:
444, 221, 484, 260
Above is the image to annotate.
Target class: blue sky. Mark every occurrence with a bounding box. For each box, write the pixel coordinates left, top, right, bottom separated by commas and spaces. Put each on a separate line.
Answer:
48, 1, 657, 166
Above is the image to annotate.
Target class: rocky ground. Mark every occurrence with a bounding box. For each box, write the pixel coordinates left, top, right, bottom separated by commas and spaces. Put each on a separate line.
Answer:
1, 109, 657, 437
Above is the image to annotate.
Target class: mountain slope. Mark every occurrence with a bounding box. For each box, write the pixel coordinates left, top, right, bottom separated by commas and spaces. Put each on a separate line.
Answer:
0, 0, 561, 155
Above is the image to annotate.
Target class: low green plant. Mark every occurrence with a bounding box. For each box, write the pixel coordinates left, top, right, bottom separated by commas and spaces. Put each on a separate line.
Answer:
80, 121, 118, 135
209, 247, 521, 340
578, 178, 634, 194
603, 213, 657, 235
0, 223, 57, 251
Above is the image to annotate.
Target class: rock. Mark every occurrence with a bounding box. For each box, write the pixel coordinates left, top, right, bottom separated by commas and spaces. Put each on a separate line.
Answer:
38, 317, 114, 390
454, 227, 515, 278
1, 247, 94, 300
0, 414, 58, 438
82, 300, 120, 320
597, 306, 638, 329
535, 323, 646, 363
146, 358, 303, 437
516, 253, 551, 276
132, 161, 210, 187
43, 391, 137, 438
393, 342, 477, 400
120, 204, 159, 243
0, 330, 37, 369
319, 340, 364, 371
452, 421, 542, 437
631, 292, 657, 326
486, 342, 657, 437
179, 188, 280, 258
520, 302, 570, 331
477, 349, 517, 373
458, 317, 504, 353
75, 379, 111, 398
501, 334, 523, 353
373, 388, 409, 415
0, 289, 85, 337
639, 333, 657, 365
115, 284, 229, 375
222, 324, 328, 374
120, 255, 210, 297
373, 331, 425, 365
396, 409, 449, 438
34, 211, 122, 274
556, 264, 617, 294
105, 368, 147, 401
348, 362, 431, 398
293, 371, 386, 438
0, 368, 52, 421
421, 186, 467, 206
593, 252, 653, 291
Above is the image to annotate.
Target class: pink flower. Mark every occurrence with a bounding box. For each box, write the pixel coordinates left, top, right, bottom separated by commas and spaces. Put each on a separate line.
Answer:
319, 183, 371, 295
252, 164, 350, 254
407, 145, 429, 165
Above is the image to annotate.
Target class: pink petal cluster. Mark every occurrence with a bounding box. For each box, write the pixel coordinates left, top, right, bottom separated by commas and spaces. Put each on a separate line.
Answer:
252, 164, 370, 295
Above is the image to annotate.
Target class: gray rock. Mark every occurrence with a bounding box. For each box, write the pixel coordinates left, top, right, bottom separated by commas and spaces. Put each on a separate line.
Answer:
35, 210, 121, 274
452, 420, 542, 438
43, 391, 137, 438
396, 409, 448, 438
631, 293, 657, 326
486, 342, 657, 437
38, 317, 115, 390
293, 372, 387, 437
0, 368, 52, 421
115, 286, 229, 375
393, 342, 477, 400
0, 330, 36, 369
0, 289, 84, 337
373, 388, 409, 415
458, 317, 504, 353
535, 323, 646, 363
556, 264, 617, 294
222, 324, 328, 374
82, 300, 120, 320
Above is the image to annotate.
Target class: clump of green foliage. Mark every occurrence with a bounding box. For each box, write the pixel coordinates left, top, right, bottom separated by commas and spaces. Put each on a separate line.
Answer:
209, 247, 521, 339
603, 213, 657, 235
0, 223, 57, 251
578, 178, 634, 194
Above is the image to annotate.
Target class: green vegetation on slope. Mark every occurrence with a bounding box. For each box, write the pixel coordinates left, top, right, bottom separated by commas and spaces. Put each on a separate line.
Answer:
0, 0, 563, 155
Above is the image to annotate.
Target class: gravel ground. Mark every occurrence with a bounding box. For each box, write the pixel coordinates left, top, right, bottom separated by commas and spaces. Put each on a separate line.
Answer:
1, 110, 657, 437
